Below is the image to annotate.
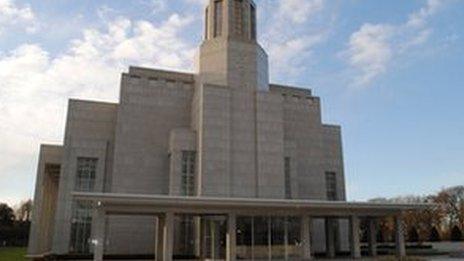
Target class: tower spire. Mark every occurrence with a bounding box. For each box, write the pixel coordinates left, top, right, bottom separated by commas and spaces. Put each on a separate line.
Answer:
198, 0, 269, 91
204, 0, 257, 42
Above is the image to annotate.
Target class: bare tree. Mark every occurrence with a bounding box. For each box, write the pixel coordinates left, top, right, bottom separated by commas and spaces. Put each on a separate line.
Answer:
15, 199, 33, 222
435, 186, 464, 230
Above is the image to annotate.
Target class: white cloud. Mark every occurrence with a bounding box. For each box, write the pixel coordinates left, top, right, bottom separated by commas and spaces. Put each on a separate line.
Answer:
261, 0, 329, 79
277, 0, 324, 24
406, 0, 443, 28
183, 0, 208, 6
151, 0, 167, 13
400, 29, 432, 52
266, 34, 326, 77
344, 0, 446, 87
0, 0, 36, 34
0, 13, 196, 204
346, 24, 393, 86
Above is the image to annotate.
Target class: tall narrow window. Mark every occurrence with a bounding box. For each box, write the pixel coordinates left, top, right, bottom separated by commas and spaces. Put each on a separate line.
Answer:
181, 151, 196, 196
234, 0, 244, 36
214, 0, 223, 37
250, 4, 256, 40
69, 201, 92, 253
284, 157, 292, 199
326, 172, 337, 201
75, 157, 98, 192
205, 7, 209, 39
175, 215, 195, 256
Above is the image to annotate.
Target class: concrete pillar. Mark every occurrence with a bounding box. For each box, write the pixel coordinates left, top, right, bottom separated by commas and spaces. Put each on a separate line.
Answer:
301, 216, 312, 260
155, 217, 160, 261
395, 215, 406, 258
157, 213, 174, 261
210, 220, 217, 259
93, 206, 105, 261
156, 216, 164, 261
368, 218, 377, 257
325, 218, 336, 258
227, 213, 237, 261
349, 216, 361, 259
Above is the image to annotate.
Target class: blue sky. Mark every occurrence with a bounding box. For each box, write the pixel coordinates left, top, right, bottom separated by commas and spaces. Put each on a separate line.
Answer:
0, 0, 463, 206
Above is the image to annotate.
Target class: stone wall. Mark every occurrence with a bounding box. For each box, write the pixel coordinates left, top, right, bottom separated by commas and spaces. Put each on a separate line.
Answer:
52, 99, 117, 254
107, 68, 194, 254
28, 145, 63, 255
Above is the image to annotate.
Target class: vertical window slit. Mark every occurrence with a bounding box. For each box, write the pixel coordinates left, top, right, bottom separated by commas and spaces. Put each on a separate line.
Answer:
205, 7, 209, 39
326, 172, 337, 201
214, 0, 223, 37
181, 151, 196, 196
250, 4, 256, 40
284, 157, 291, 199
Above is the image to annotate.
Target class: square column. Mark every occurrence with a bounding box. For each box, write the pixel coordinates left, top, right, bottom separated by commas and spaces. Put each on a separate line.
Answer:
395, 215, 406, 258
325, 218, 336, 258
93, 206, 105, 261
226, 213, 237, 261
157, 212, 174, 261
349, 216, 361, 259
301, 216, 312, 260
368, 218, 377, 257
156, 216, 164, 261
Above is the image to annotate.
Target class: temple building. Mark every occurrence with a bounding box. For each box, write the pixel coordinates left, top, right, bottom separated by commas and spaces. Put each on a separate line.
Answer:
27, 0, 426, 260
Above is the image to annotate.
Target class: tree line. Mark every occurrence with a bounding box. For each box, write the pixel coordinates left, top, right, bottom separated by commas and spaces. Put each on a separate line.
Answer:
0, 200, 32, 247
365, 185, 464, 243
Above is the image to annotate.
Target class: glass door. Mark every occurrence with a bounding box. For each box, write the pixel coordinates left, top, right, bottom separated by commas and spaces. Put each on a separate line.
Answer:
202, 215, 227, 260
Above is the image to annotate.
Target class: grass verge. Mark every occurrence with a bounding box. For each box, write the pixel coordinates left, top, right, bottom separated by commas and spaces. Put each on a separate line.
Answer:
0, 247, 27, 261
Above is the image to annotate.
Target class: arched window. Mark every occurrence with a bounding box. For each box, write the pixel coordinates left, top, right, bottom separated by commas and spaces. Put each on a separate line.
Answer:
214, 0, 223, 37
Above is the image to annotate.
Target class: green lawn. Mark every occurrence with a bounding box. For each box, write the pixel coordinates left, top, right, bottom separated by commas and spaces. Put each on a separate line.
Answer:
0, 247, 27, 261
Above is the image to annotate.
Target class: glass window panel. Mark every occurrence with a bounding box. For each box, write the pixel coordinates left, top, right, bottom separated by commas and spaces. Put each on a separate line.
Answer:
173, 215, 196, 258
271, 217, 286, 259
326, 172, 337, 201
253, 216, 269, 260
181, 151, 196, 196
69, 201, 92, 254
203, 215, 227, 259
75, 158, 97, 192
287, 217, 302, 259
237, 216, 253, 260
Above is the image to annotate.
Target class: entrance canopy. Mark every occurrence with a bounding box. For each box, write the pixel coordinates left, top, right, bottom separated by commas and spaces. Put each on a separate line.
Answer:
73, 192, 431, 217
72, 192, 432, 261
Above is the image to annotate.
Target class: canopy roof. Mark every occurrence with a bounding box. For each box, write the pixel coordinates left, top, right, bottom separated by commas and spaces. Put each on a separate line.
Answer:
73, 192, 432, 217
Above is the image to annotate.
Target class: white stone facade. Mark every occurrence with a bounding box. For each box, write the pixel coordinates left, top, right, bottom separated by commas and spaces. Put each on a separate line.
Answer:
27, 1, 403, 260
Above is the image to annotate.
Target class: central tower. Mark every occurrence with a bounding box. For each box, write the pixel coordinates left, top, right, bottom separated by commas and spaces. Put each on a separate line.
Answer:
197, 0, 269, 91
193, 1, 284, 199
